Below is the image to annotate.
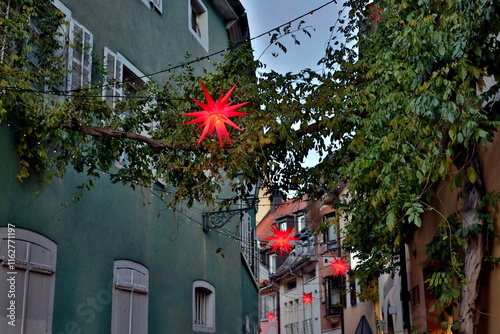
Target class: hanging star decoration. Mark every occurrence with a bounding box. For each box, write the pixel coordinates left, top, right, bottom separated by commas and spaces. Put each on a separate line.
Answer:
183, 82, 249, 148
266, 225, 300, 257
302, 292, 313, 304
327, 257, 350, 277
267, 312, 275, 321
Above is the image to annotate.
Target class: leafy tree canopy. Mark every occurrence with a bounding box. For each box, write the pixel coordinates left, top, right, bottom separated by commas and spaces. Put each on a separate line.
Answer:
1, 0, 500, 331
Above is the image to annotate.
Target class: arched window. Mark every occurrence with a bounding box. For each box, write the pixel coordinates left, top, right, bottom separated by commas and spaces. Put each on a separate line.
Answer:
0, 227, 57, 333
192, 280, 215, 332
111, 260, 149, 334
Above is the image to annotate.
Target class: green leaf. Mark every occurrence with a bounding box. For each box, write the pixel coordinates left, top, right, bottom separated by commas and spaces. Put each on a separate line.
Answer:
467, 167, 477, 184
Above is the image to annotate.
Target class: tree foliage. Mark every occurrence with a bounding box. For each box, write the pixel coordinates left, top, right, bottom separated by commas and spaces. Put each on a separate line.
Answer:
2, 0, 500, 332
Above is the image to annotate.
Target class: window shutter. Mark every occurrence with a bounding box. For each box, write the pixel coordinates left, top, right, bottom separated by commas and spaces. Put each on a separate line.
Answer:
112, 261, 148, 334
103, 49, 123, 107
0, 229, 57, 334
68, 19, 93, 91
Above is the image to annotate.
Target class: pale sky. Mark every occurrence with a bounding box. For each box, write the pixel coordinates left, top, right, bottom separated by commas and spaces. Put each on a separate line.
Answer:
240, 0, 346, 74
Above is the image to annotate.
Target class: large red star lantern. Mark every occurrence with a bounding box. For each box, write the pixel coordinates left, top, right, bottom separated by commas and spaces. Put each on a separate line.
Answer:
265, 225, 300, 257
183, 82, 249, 148
302, 292, 313, 304
267, 312, 275, 321
327, 257, 350, 277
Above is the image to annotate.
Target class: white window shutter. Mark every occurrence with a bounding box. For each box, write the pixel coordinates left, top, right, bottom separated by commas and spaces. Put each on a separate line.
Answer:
0, 229, 57, 334
68, 19, 93, 91
103, 48, 123, 108
112, 261, 149, 334
114, 55, 123, 101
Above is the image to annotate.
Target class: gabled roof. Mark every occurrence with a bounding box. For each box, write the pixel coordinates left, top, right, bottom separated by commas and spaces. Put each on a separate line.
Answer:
256, 198, 308, 240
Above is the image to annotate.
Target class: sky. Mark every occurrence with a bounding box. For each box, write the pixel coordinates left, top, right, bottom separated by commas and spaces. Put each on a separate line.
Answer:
239, 0, 347, 168
240, 0, 346, 74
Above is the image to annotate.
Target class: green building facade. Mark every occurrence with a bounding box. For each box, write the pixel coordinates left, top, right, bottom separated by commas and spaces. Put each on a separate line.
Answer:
0, 0, 258, 333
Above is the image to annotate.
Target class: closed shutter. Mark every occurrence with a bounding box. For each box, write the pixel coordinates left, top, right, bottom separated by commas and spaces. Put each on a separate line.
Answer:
0, 229, 57, 334
68, 19, 93, 91
112, 260, 148, 334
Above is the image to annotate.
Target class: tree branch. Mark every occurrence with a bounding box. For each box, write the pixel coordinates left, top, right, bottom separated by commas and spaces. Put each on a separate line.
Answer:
57, 123, 202, 152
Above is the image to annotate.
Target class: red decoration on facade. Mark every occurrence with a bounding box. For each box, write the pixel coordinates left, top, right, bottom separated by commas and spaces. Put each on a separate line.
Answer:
183, 82, 249, 147
302, 292, 313, 304
265, 225, 300, 257
267, 312, 275, 321
327, 257, 350, 277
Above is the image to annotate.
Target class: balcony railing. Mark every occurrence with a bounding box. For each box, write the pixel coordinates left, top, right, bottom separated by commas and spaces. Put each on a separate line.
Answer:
284, 322, 299, 334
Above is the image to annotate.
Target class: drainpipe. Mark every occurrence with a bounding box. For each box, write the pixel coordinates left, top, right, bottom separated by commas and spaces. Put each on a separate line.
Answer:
400, 243, 411, 332
339, 243, 345, 334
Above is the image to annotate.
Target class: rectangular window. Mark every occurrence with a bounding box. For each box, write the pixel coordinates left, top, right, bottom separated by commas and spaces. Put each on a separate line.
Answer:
193, 280, 215, 332
189, 0, 208, 50
240, 211, 258, 282
67, 19, 93, 91
285, 278, 297, 291
269, 253, 277, 274
324, 276, 343, 316
324, 216, 339, 252
302, 318, 313, 334
260, 293, 277, 320
296, 215, 305, 233
111, 260, 149, 334
103, 48, 148, 108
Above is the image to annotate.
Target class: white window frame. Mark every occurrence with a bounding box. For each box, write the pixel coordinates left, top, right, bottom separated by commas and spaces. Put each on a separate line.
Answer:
296, 214, 306, 233
189, 0, 209, 51
260, 293, 277, 320
111, 260, 149, 334
150, 0, 162, 13
138, 0, 162, 13
192, 280, 216, 332
103, 48, 149, 108
0, 228, 57, 333
67, 18, 93, 91
269, 253, 277, 274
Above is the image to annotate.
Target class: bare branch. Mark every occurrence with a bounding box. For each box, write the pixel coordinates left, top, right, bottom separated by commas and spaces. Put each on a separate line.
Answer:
57, 123, 202, 151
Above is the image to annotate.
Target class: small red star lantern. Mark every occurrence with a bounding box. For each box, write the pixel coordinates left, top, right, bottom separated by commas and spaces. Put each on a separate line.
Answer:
265, 225, 300, 257
302, 292, 313, 304
183, 82, 249, 148
327, 257, 350, 277
267, 312, 275, 321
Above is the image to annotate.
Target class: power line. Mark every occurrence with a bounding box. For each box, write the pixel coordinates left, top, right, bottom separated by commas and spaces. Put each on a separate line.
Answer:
1, 0, 340, 96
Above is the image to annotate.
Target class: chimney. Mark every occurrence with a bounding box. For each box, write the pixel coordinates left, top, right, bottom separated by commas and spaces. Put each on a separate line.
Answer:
270, 195, 282, 214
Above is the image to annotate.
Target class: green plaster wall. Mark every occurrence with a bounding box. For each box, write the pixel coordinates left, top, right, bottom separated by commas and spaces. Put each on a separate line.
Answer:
0, 124, 256, 333
61, 0, 229, 82
0, 1, 258, 332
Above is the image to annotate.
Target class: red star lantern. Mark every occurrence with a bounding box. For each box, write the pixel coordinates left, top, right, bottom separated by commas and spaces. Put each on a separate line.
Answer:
265, 225, 300, 257
183, 82, 249, 147
302, 292, 313, 304
267, 312, 275, 321
327, 257, 350, 277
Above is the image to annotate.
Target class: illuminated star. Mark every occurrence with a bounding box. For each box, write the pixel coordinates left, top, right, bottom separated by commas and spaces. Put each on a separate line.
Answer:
267, 312, 275, 321
265, 225, 300, 257
302, 292, 313, 304
183, 82, 249, 147
327, 257, 350, 277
